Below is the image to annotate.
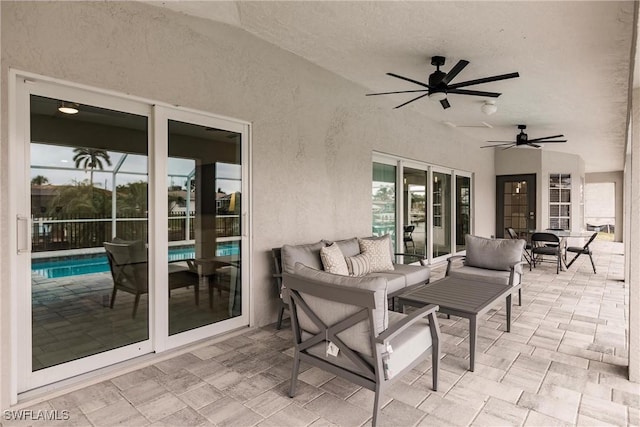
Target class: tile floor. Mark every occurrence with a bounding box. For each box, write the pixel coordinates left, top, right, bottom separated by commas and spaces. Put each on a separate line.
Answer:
6, 239, 639, 426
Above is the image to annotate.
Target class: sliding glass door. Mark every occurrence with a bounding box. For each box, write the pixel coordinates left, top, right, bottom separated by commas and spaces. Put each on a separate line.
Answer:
14, 74, 250, 393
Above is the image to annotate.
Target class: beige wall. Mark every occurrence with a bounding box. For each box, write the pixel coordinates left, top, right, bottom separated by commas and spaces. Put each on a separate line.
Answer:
0, 1, 497, 405
495, 148, 586, 232
628, 88, 640, 382
585, 171, 624, 242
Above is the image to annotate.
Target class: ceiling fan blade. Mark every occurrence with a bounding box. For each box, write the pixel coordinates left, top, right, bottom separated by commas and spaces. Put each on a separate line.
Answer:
387, 73, 432, 89
502, 145, 518, 150
528, 134, 564, 142
527, 143, 542, 148
481, 143, 514, 148
440, 99, 451, 109
448, 72, 520, 89
537, 140, 567, 143
448, 88, 501, 98
366, 89, 429, 96
486, 140, 517, 143
442, 60, 469, 85
393, 93, 430, 109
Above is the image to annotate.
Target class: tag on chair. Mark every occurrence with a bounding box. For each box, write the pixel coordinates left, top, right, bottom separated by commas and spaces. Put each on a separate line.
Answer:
326, 341, 340, 357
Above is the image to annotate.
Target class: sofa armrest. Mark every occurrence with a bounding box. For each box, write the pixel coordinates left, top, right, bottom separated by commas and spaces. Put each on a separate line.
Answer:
375, 303, 439, 345
508, 260, 528, 285
446, 255, 466, 275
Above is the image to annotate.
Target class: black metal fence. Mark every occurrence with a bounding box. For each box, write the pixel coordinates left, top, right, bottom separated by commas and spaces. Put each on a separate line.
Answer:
32, 212, 240, 252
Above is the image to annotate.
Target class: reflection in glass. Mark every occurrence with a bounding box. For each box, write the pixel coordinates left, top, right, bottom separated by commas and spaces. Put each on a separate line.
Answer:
167, 120, 242, 336
30, 95, 148, 371
432, 172, 451, 258
372, 163, 396, 249
403, 167, 428, 259
455, 176, 471, 252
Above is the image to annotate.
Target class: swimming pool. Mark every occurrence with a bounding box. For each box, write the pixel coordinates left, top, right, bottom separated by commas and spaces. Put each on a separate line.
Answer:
32, 243, 239, 279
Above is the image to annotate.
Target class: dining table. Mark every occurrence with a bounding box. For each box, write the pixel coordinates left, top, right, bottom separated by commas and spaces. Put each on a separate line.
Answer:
528, 229, 594, 270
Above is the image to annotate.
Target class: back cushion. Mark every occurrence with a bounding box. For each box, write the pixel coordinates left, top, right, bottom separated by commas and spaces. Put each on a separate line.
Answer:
465, 235, 525, 271
281, 241, 326, 274
324, 237, 360, 258
292, 263, 388, 356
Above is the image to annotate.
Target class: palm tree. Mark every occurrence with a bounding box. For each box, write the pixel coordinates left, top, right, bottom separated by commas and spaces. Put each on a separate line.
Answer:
31, 175, 49, 185
72, 148, 112, 186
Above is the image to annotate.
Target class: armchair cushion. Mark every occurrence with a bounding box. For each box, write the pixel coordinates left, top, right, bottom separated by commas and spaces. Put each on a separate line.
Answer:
281, 241, 326, 274
320, 243, 349, 275
465, 235, 525, 272
382, 311, 433, 380
447, 265, 515, 286
292, 263, 388, 356
359, 235, 394, 272
388, 264, 431, 287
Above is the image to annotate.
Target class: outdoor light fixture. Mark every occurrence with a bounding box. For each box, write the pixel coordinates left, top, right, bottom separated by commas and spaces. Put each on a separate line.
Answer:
428, 91, 447, 102
58, 101, 79, 115
481, 100, 497, 115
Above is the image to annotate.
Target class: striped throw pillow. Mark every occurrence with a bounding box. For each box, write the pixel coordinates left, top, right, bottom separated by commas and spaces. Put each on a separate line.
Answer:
345, 253, 372, 276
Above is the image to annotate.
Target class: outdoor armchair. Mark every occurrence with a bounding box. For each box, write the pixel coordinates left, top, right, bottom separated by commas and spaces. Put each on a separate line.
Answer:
283, 263, 440, 427
446, 235, 526, 305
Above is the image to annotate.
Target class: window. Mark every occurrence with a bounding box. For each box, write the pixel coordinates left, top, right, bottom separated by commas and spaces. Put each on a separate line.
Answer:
372, 162, 397, 247
550, 173, 571, 230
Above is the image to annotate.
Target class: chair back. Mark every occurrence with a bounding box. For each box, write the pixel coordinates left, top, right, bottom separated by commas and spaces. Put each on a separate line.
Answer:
583, 232, 598, 248
531, 232, 560, 246
505, 227, 518, 239
104, 241, 148, 292
403, 225, 415, 240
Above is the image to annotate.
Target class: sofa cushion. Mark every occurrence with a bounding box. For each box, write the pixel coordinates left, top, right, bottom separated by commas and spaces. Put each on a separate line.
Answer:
359, 235, 394, 272
361, 234, 394, 261
465, 235, 525, 272
320, 243, 349, 275
281, 241, 326, 274
292, 263, 388, 357
447, 265, 517, 286
389, 263, 431, 287
345, 253, 371, 277
324, 237, 361, 258
366, 272, 406, 294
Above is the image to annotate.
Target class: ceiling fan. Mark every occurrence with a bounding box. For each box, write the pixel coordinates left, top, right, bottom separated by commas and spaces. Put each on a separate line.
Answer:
366, 56, 519, 109
481, 125, 567, 149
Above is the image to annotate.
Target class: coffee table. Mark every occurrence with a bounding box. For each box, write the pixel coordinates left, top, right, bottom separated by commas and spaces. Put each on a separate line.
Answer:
397, 276, 520, 371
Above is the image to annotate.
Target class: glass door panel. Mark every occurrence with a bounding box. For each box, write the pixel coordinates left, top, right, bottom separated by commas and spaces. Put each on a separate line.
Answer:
455, 175, 471, 252
432, 171, 452, 258
372, 163, 397, 248
402, 167, 428, 258
29, 94, 149, 371
167, 120, 242, 336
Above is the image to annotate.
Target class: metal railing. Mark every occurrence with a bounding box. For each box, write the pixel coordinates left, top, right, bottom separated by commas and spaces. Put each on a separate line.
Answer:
31, 212, 240, 252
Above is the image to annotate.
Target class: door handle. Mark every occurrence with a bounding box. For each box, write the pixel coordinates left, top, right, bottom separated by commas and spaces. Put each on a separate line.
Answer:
16, 214, 29, 254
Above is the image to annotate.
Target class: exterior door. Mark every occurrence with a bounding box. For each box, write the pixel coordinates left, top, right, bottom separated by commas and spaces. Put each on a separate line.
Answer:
496, 174, 536, 240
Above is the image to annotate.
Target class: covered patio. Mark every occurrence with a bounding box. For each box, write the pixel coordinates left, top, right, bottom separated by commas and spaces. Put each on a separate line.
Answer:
11, 239, 637, 426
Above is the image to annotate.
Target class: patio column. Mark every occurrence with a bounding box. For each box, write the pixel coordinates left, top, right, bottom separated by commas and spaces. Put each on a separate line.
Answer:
628, 87, 640, 382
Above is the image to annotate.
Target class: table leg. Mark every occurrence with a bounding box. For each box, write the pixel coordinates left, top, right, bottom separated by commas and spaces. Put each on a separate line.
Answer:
469, 316, 477, 372
506, 294, 512, 333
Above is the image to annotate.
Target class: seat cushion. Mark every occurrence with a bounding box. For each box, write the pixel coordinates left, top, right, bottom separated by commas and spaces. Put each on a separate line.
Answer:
447, 265, 514, 286
380, 311, 433, 380
281, 241, 326, 274
532, 246, 559, 256
366, 272, 406, 294
389, 263, 430, 287
465, 235, 525, 272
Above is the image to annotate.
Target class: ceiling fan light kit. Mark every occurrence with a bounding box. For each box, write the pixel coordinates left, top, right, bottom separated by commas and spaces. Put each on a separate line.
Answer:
366, 55, 519, 110
481, 101, 497, 115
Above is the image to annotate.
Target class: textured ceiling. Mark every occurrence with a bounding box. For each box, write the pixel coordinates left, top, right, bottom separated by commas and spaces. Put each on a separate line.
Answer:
148, 1, 635, 173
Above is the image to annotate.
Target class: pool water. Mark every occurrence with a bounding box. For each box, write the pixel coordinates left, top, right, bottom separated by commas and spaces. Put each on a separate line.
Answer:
32, 243, 239, 279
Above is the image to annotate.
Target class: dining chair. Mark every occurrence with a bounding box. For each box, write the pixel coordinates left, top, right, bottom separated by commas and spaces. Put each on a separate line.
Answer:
403, 225, 416, 252
505, 227, 532, 268
565, 232, 598, 273
530, 232, 563, 274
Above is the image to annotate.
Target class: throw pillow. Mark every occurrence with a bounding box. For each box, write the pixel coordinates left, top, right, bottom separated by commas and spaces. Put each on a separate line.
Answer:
320, 243, 349, 275
359, 235, 394, 272
344, 253, 372, 276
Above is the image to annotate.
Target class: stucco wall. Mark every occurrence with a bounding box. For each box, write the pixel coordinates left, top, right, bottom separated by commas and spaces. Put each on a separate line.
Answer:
0, 0, 497, 405
628, 88, 640, 382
